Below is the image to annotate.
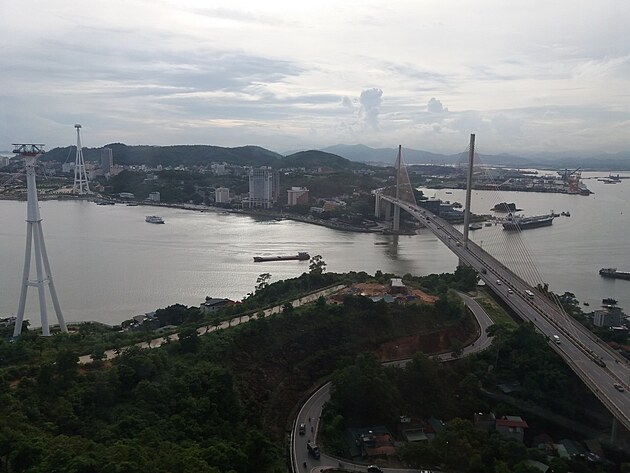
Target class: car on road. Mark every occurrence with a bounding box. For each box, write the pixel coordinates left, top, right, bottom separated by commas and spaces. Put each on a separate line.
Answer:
496, 279, 502, 285
480, 268, 487, 274
507, 289, 513, 294
367, 466, 384, 473
298, 423, 306, 435
614, 383, 625, 392
552, 335, 561, 344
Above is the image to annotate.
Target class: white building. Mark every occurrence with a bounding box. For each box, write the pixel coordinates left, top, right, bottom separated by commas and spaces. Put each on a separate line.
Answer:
148, 191, 161, 202
101, 148, 113, 174
287, 187, 309, 206
0, 156, 10, 168
211, 163, 227, 175
215, 187, 230, 203
62, 162, 74, 173
246, 167, 279, 209
593, 307, 624, 327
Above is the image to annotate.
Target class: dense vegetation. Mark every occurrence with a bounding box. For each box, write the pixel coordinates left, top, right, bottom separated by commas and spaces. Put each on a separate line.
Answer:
321, 323, 625, 473
0, 269, 478, 473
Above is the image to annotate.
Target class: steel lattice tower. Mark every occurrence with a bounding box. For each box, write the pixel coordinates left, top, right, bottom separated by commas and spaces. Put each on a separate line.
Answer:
72, 124, 90, 194
13, 144, 67, 337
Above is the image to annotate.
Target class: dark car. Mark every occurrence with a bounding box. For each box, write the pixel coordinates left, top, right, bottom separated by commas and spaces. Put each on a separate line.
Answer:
614, 383, 625, 392
367, 466, 384, 473
298, 423, 306, 435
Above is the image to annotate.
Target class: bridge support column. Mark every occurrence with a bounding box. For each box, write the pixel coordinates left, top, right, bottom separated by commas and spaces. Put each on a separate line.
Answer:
374, 193, 381, 218
611, 417, 619, 443
384, 202, 392, 220
462, 133, 475, 248
393, 205, 400, 232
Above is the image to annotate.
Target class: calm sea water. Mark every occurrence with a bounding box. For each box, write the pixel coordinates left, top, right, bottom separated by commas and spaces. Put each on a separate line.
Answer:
1, 171, 628, 326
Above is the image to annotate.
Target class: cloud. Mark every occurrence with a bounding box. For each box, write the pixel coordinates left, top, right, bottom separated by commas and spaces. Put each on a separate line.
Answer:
359, 88, 383, 129
341, 96, 354, 109
427, 97, 448, 113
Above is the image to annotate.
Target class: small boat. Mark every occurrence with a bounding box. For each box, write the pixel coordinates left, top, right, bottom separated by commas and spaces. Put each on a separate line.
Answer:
469, 222, 483, 230
253, 252, 310, 262
602, 297, 618, 305
484, 222, 492, 227
583, 302, 590, 306
145, 215, 165, 224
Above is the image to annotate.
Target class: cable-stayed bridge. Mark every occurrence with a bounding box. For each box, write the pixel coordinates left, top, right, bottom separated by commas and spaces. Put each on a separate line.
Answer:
374, 141, 630, 436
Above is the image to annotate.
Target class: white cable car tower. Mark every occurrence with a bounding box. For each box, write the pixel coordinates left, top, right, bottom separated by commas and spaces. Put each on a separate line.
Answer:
72, 124, 90, 194
13, 144, 67, 337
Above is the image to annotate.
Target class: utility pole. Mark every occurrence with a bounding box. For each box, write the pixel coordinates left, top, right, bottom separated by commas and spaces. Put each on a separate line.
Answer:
13, 144, 67, 337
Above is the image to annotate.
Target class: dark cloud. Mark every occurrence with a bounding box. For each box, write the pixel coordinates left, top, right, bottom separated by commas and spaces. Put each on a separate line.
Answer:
359, 88, 383, 129
427, 97, 448, 113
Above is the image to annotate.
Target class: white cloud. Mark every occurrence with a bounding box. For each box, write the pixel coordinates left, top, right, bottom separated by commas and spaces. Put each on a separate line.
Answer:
0, 0, 629, 155
359, 88, 383, 130
427, 97, 448, 113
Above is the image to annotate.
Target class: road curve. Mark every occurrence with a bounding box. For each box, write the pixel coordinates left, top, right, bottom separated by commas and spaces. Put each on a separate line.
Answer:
291, 292, 495, 473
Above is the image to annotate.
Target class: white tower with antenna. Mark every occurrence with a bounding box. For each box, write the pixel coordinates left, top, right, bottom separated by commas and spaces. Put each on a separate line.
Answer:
72, 124, 90, 194
13, 144, 68, 337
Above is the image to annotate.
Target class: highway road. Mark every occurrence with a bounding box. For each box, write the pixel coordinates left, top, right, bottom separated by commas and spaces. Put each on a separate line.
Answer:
378, 194, 630, 432
291, 292, 494, 473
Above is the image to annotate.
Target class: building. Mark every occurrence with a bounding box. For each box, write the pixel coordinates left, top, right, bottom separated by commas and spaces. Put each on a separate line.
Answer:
211, 163, 227, 175
215, 187, 230, 204
287, 186, 309, 206
246, 167, 279, 209
200, 297, 234, 314
495, 416, 528, 443
593, 306, 624, 327
0, 156, 10, 168
62, 162, 74, 173
147, 191, 160, 202
101, 148, 113, 174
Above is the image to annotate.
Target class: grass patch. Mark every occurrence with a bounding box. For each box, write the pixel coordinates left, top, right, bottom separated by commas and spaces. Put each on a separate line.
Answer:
474, 287, 517, 330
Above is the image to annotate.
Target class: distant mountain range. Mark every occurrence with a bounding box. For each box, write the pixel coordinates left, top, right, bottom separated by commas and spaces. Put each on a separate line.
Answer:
320, 144, 630, 170
39, 144, 361, 171
25, 142, 630, 171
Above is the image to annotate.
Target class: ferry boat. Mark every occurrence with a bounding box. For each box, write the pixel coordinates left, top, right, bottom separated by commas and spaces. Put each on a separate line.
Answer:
253, 252, 310, 262
145, 215, 165, 224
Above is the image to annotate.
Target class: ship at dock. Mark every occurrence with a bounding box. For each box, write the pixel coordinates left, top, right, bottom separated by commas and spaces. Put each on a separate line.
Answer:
253, 252, 310, 262
599, 268, 630, 281
502, 213, 554, 231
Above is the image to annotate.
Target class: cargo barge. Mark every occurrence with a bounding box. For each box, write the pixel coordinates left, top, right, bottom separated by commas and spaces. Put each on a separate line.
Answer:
599, 268, 630, 281
253, 252, 310, 262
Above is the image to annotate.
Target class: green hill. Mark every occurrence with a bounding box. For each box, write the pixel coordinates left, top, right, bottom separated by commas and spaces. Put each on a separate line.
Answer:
279, 150, 363, 170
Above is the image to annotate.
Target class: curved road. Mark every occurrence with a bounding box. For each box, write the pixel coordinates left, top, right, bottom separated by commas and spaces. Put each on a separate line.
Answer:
291, 291, 495, 473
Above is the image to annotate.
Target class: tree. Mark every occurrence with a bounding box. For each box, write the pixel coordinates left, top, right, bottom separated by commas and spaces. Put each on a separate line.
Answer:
179, 326, 200, 353
309, 255, 326, 275
256, 273, 271, 292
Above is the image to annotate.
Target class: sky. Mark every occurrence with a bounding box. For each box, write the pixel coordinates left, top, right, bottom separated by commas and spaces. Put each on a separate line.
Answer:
1, 0, 629, 156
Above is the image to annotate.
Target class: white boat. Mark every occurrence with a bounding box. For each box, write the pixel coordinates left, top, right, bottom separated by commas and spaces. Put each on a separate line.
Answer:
145, 215, 164, 224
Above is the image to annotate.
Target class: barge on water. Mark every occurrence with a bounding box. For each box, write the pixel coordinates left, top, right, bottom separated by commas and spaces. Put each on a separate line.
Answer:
253, 252, 310, 263
599, 268, 630, 281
